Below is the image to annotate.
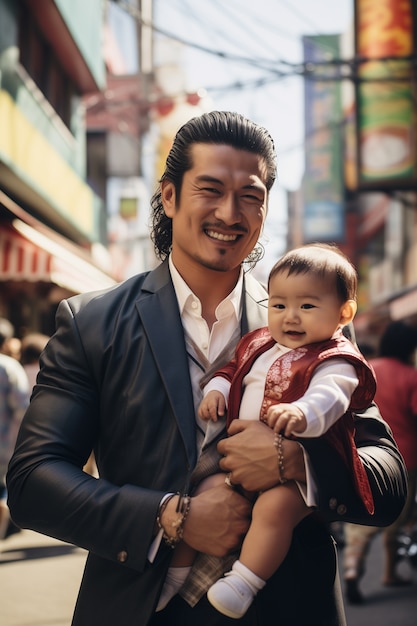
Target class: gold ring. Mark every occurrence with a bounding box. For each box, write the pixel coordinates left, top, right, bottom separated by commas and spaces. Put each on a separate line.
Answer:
224, 473, 233, 488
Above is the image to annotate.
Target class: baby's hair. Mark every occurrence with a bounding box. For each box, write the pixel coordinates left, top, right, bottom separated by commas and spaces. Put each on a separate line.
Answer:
268, 243, 357, 302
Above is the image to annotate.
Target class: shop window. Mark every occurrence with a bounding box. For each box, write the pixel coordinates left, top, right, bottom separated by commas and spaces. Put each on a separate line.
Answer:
18, 11, 75, 130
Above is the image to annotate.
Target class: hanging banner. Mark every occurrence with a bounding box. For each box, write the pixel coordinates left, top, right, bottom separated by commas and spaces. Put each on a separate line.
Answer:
355, 0, 416, 188
302, 35, 344, 242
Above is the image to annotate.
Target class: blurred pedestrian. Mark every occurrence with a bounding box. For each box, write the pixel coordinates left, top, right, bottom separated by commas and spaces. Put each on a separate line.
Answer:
372, 321, 417, 585
2, 337, 22, 361
343, 320, 417, 602
20, 332, 50, 390
0, 317, 22, 361
0, 319, 30, 540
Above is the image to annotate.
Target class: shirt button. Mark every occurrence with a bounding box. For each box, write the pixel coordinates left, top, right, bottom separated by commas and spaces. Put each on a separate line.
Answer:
117, 550, 128, 563
201, 342, 208, 350
191, 301, 198, 309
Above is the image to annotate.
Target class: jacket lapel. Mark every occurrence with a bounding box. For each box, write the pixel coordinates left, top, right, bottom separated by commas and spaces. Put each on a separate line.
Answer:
133, 264, 268, 468
135, 261, 197, 467
242, 271, 268, 333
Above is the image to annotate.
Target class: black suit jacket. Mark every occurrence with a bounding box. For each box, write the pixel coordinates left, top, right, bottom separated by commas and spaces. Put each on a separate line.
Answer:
7, 261, 406, 625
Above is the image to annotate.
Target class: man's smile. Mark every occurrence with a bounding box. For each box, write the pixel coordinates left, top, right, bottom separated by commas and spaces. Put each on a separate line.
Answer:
205, 229, 239, 242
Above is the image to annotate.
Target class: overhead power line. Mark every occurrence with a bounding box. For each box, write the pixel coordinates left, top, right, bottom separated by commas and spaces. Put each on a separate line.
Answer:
112, 0, 417, 88
113, 0, 346, 75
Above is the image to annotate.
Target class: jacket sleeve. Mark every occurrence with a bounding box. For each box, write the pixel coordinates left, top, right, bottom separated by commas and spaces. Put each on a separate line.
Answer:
301, 402, 407, 526
6, 298, 167, 573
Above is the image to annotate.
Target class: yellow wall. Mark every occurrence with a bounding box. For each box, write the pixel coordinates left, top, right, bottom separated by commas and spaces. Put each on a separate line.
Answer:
0, 90, 95, 235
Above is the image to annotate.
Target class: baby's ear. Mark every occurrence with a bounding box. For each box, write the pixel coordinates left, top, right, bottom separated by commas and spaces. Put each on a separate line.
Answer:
340, 300, 357, 326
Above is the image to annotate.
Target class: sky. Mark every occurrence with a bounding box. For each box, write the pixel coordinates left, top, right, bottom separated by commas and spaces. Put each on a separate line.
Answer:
153, 0, 354, 277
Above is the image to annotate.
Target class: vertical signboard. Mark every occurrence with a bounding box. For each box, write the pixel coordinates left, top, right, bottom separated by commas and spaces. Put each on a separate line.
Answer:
355, 0, 416, 188
302, 35, 344, 242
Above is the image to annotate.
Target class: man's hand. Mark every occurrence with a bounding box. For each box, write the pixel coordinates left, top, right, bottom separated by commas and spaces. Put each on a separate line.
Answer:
178, 482, 251, 557
217, 420, 307, 492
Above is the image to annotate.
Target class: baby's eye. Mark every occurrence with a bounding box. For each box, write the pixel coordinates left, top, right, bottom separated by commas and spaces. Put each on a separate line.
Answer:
300, 303, 315, 310
272, 304, 285, 310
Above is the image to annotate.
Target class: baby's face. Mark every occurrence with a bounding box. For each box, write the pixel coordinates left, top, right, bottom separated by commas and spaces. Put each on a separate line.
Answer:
267, 270, 349, 349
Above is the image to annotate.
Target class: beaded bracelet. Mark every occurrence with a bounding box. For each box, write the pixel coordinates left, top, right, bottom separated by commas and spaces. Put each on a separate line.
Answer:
156, 492, 191, 548
274, 433, 288, 484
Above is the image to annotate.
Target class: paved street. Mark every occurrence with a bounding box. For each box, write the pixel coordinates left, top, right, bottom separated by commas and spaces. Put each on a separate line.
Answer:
0, 526, 416, 625
0, 529, 86, 626
341, 529, 417, 626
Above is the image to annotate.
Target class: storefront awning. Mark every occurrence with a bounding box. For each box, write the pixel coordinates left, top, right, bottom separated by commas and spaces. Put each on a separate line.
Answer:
0, 224, 52, 281
0, 189, 117, 294
0, 221, 116, 294
0, 221, 117, 294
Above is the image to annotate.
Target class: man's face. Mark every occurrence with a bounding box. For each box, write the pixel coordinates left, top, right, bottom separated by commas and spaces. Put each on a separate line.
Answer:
162, 143, 269, 275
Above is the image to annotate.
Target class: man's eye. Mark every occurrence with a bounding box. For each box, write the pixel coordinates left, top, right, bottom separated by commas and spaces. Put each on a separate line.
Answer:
242, 194, 263, 204
201, 186, 220, 194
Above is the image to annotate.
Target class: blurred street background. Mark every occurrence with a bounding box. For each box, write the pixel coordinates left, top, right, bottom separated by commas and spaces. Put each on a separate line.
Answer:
1, 0, 417, 345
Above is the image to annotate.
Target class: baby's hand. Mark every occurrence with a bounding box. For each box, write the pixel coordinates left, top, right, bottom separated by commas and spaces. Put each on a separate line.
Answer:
266, 403, 307, 437
198, 390, 226, 422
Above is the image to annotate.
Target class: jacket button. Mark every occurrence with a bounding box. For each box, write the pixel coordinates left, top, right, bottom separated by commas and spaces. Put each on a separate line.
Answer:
329, 498, 337, 510
337, 504, 347, 516
117, 550, 128, 563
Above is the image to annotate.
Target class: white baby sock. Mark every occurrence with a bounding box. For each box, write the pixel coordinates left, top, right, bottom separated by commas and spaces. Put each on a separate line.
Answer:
156, 565, 191, 612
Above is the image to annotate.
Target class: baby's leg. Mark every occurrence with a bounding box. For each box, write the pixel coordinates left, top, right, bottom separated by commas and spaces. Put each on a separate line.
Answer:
207, 482, 311, 618
240, 482, 311, 580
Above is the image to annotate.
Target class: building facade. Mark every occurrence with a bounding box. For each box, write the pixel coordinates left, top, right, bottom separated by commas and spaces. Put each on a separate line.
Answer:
0, 0, 117, 336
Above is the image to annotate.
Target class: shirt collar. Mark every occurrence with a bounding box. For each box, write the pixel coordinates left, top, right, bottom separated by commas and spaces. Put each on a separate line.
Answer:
168, 254, 243, 319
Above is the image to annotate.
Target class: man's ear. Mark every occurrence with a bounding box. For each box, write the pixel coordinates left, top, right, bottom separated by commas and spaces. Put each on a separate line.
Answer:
340, 300, 357, 326
161, 180, 176, 218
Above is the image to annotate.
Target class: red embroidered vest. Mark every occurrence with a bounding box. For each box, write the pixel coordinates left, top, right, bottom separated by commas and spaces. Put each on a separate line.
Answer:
218, 327, 376, 515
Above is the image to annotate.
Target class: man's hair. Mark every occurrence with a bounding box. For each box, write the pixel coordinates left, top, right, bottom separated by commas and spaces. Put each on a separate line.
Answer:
150, 110, 277, 263
268, 243, 357, 302
378, 320, 417, 363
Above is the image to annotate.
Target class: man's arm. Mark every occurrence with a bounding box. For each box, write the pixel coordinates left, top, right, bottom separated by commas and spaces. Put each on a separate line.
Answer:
218, 407, 407, 527
301, 402, 407, 526
7, 299, 253, 568
6, 300, 165, 572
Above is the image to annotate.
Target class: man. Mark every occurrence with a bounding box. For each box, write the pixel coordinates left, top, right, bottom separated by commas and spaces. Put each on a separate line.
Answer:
7, 111, 406, 625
